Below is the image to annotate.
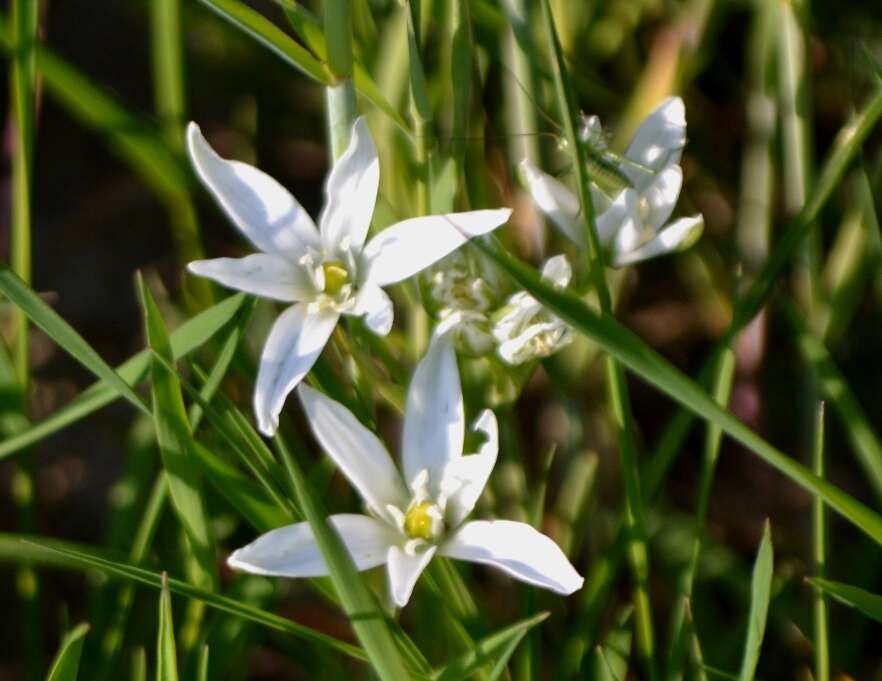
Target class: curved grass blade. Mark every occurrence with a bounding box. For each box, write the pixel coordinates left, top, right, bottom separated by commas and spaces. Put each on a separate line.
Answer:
0, 293, 248, 460
809, 578, 882, 623
158, 574, 180, 681
477, 237, 882, 547
737, 522, 774, 681
45, 623, 89, 681
0, 265, 149, 416
194, 0, 330, 85
20, 540, 367, 662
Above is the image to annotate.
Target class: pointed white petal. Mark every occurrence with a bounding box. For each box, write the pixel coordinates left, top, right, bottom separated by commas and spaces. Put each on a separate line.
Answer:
402, 331, 464, 494
298, 384, 410, 515
519, 159, 584, 247
540, 255, 572, 288
613, 214, 704, 267
443, 410, 498, 527
386, 545, 437, 607
254, 304, 338, 435
320, 117, 380, 251
623, 96, 686, 188
348, 283, 394, 336
186, 122, 320, 258
440, 520, 584, 595
363, 209, 511, 287
188, 254, 316, 302
227, 514, 397, 577
641, 164, 682, 232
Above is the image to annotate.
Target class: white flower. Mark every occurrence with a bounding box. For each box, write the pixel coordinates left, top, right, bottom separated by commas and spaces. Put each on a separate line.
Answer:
520, 97, 703, 267
492, 255, 573, 365
185, 117, 511, 435
227, 329, 583, 607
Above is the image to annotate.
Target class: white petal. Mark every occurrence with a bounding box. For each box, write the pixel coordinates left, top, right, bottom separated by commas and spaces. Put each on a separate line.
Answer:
363, 209, 512, 287
298, 384, 410, 516
348, 284, 394, 336
320, 117, 380, 252
227, 514, 397, 577
613, 214, 704, 267
440, 520, 584, 595
402, 331, 464, 494
188, 254, 316, 302
540, 255, 572, 288
442, 410, 498, 527
623, 96, 686, 189
254, 304, 338, 435
641, 164, 682, 232
386, 545, 437, 607
595, 188, 637, 247
186, 122, 320, 259
519, 160, 584, 247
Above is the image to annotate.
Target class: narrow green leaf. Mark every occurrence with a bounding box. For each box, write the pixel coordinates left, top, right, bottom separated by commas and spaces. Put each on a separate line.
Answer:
478, 238, 882, 547
813, 403, 830, 681
593, 608, 633, 681
139, 277, 216, 591
131, 648, 147, 681
0, 293, 247, 460
432, 612, 549, 681
22, 540, 367, 662
158, 574, 180, 681
737, 522, 774, 681
196, 646, 209, 681
194, 0, 330, 84
809, 578, 882, 623
0, 264, 149, 416
151, 0, 185, 148
45, 623, 89, 681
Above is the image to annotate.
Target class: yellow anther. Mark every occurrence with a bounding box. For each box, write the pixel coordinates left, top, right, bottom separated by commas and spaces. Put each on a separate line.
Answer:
404, 502, 437, 540
322, 261, 350, 297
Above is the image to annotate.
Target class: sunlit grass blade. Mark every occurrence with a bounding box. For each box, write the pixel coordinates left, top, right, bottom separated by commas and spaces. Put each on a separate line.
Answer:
431, 612, 549, 681
0, 293, 247, 460
158, 574, 180, 681
813, 403, 830, 681
193, 0, 330, 84
477, 237, 882, 547
21, 539, 368, 662
0, 265, 149, 416
274, 434, 414, 681
45, 623, 89, 681
737, 521, 773, 681
809, 578, 882, 623
139, 276, 216, 593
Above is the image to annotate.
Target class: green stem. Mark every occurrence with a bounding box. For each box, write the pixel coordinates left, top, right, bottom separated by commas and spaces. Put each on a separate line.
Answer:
538, 0, 656, 674
813, 403, 830, 681
323, 0, 357, 160
405, 0, 432, 215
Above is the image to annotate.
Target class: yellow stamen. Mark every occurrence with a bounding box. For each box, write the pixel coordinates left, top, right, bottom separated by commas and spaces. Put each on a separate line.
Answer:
404, 502, 436, 540
322, 261, 350, 297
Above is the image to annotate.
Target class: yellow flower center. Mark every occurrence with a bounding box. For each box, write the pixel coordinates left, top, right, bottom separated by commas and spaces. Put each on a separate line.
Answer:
404, 502, 437, 540
322, 261, 350, 297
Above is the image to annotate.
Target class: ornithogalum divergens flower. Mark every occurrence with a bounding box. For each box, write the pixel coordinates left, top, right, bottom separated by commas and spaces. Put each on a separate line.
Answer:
227, 327, 584, 607
186, 117, 511, 435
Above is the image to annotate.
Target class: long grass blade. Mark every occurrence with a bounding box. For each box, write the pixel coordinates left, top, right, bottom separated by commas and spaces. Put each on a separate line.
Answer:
157, 574, 180, 681
809, 578, 882, 623
45, 623, 90, 681
813, 403, 830, 681
737, 522, 774, 681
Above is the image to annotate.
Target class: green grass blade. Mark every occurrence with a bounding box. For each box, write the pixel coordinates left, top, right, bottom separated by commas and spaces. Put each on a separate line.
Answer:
193, 0, 330, 84
274, 434, 414, 680
813, 403, 830, 681
21, 540, 367, 662
158, 574, 180, 681
593, 608, 633, 681
431, 612, 549, 681
196, 646, 209, 681
809, 578, 882, 623
737, 522, 774, 681
139, 277, 216, 591
0, 293, 247, 460
151, 0, 185, 147
477, 237, 882, 546
131, 648, 146, 681
0, 265, 149, 416
45, 623, 89, 681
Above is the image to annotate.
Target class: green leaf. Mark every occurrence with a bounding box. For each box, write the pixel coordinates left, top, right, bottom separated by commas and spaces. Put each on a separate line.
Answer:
131, 648, 147, 681
0, 293, 247, 460
0, 264, 149, 416
21, 539, 367, 662
45, 623, 89, 681
809, 578, 882, 623
738, 522, 774, 681
477, 238, 882, 547
432, 612, 549, 681
194, 0, 330, 85
157, 574, 179, 681
196, 645, 210, 681
593, 608, 633, 681
139, 277, 216, 591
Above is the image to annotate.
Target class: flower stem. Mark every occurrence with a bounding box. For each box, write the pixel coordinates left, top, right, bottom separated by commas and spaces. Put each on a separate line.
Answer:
324, 0, 357, 159
538, 0, 657, 676
404, 0, 432, 215
813, 402, 830, 681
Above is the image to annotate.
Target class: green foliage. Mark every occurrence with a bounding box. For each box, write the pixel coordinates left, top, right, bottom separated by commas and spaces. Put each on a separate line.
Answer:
45, 624, 89, 681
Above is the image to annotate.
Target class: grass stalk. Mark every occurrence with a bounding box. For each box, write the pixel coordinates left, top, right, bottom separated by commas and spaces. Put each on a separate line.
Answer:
404, 0, 432, 215
813, 403, 830, 681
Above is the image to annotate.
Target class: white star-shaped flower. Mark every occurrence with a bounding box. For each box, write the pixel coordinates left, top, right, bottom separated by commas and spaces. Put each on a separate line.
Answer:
227, 328, 583, 607
520, 97, 703, 267
186, 117, 511, 435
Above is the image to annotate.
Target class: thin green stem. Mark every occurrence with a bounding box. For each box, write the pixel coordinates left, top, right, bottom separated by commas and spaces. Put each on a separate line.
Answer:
323, 0, 357, 160
405, 0, 432, 215
813, 402, 830, 681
